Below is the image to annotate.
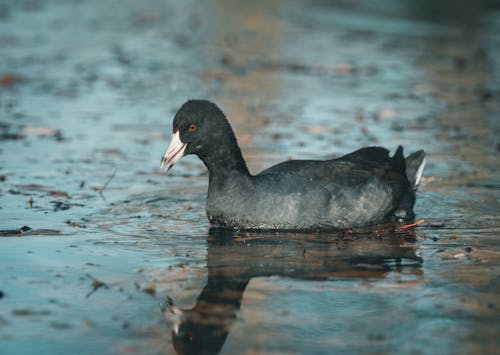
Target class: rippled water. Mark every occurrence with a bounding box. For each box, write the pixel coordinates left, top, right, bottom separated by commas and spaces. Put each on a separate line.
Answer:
1, 1, 499, 354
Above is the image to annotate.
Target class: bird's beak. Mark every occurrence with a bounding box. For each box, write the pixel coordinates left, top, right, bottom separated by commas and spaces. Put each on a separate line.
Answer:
160, 130, 187, 172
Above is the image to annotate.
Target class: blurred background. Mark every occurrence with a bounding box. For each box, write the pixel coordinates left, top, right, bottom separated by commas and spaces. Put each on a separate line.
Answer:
1, 1, 499, 354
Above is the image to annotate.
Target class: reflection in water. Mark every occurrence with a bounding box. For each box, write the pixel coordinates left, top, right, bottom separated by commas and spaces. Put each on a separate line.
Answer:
164, 228, 423, 355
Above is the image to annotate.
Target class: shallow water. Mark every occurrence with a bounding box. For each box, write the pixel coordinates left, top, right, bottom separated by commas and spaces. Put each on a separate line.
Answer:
1, 1, 499, 354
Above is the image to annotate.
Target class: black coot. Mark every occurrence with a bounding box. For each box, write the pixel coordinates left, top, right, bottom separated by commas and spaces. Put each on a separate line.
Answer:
161, 100, 425, 230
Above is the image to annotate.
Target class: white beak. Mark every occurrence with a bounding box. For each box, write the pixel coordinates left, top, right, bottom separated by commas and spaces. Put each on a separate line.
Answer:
160, 131, 187, 172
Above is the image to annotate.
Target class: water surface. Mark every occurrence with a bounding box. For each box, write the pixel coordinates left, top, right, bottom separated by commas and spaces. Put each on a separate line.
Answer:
1, 1, 499, 354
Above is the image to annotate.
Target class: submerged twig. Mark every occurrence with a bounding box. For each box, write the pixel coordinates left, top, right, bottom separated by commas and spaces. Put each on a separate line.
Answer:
398, 219, 425, 230
96, 168, 117, 202
85, 274, 109, 299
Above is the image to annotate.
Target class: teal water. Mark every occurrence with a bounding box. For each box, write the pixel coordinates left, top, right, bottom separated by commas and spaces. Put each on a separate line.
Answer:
1, 1, 499, 354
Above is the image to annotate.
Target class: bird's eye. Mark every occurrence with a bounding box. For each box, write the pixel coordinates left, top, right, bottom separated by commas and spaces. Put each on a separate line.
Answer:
188, 124, 197, 132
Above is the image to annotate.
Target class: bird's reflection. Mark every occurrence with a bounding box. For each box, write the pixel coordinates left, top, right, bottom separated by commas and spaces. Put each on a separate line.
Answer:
164, 227, 423, 355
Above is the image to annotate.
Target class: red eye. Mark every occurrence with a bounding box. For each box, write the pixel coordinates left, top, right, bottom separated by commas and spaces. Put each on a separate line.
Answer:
188, 124, 197, 132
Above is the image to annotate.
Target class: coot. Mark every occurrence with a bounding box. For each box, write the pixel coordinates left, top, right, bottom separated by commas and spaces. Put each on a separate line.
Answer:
161, 100, 425, 230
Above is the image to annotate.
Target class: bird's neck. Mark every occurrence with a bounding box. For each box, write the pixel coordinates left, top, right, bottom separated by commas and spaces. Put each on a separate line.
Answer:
199, 138, 250, 184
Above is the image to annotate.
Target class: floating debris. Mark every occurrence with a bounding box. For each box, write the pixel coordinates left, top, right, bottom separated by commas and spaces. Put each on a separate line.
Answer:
91, 168, 117, 202
397, 219, 425, 230
0, 225, 32, 237
143, 284, 156, 297
0, 73, 23, 87
64, 220, 87, 228
85, 274, 109, 299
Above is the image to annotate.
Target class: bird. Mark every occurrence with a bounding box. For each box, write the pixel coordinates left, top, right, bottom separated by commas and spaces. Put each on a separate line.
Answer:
161, 100, 425, 231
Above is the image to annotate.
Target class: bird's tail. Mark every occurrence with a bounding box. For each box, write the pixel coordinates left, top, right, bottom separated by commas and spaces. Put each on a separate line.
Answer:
391, 147, 425, 221
405, 150, 425, 189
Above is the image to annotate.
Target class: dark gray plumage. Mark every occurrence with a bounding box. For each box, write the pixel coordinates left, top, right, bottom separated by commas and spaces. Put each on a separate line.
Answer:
161, 100, 425, 230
